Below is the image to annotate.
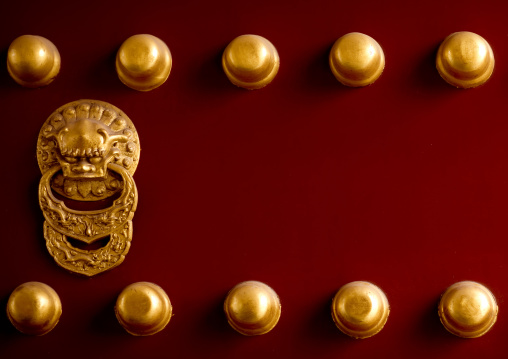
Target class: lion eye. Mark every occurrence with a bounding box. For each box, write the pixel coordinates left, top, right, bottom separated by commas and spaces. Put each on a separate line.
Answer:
89, 157, 103, 164
64, 157, 78, 163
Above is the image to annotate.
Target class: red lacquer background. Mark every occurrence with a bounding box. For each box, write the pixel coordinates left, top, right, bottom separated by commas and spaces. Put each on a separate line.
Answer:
1, 0, 508, 358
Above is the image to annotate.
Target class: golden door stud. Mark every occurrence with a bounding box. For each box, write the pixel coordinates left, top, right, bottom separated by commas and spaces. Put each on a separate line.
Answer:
331, 281, 390, 339
115, 282, 172, 336
7, 35, 61, 88
224, 280, 281, 335
116, 34, 172, 91
436, 31, 494, 88
7, 282, 62, 335
329, 32, 385, 87
222, 34, 280, 89
438, 281, 498, 338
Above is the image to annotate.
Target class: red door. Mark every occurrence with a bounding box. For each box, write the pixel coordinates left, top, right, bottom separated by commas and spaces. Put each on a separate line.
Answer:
1, 0, 507, 358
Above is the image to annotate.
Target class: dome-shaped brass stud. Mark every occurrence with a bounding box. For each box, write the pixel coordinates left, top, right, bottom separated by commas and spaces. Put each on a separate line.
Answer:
116, 34, 172, 91
436, 31, 494, 88
6, 282, 62, 335
115, 282, 172, 336
7, 35, 61, 88
224, 280, 281, 335
222, 34, 280, 90
438, 281, 497, 338
329, 32, 385, 87
331, 281, 389, 339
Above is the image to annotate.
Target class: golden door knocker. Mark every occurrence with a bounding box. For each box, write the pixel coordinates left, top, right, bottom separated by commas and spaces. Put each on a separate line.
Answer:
37, 100, 140, 276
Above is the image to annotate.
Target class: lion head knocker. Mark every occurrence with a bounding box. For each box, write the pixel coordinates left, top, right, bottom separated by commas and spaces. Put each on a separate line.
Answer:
37, 100, 140, 276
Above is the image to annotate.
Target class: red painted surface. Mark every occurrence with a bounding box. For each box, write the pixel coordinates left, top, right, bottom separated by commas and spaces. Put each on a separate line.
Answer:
1, 0, 507, 358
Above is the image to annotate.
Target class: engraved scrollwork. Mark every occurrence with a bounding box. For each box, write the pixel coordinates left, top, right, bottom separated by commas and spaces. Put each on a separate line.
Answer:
44, 221, 132, 277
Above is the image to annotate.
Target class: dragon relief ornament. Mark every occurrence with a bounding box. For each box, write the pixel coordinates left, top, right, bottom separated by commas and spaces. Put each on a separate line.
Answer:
37, 100, 140, 276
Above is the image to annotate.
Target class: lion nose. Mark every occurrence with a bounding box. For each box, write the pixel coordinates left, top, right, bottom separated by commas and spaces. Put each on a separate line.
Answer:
72, 160, 96, 173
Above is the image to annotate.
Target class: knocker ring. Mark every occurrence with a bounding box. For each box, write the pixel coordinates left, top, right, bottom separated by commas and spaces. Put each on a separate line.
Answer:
37, 100, 140, 276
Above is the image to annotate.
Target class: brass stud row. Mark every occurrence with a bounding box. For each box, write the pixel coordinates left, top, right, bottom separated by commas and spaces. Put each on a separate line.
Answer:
6, 280, 498, 338
6, 31, 495, 91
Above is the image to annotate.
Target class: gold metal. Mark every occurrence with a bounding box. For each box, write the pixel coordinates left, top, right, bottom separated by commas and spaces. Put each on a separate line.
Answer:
222, 35, 280, 90
331, 281, 389, 339
115, 282, 172, 336
224, 280, 281, 336
7, 282, 62, 335
329, 33, 385, 87
7, 35, 61, 88
438, 281, 498, 338
116, 34, 172, 91
37, 100, 140, 276
436, 31, 494, 88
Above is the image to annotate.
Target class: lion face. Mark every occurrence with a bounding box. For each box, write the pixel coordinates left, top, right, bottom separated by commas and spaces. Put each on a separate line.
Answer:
37, 100, 140, 200
55, 118, 124, 179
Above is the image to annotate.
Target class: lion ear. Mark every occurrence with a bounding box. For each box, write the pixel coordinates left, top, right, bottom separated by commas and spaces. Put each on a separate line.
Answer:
97, 128, 110, 144
54, 127, 69, 147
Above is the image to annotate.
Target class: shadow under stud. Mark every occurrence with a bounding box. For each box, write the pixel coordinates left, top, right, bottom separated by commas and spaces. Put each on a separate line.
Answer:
329, 32, 385, 87
7, 282, 62, 335
436, 31, 494, 88
37, 100, 140, 276
222, 34, 280, 89
7, 35, 61, 88
115, 282, 172, 336
224, 280, 281, 335
331, 281, 390, 339
116, 34, 172, 91
438, 281, 497, 338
